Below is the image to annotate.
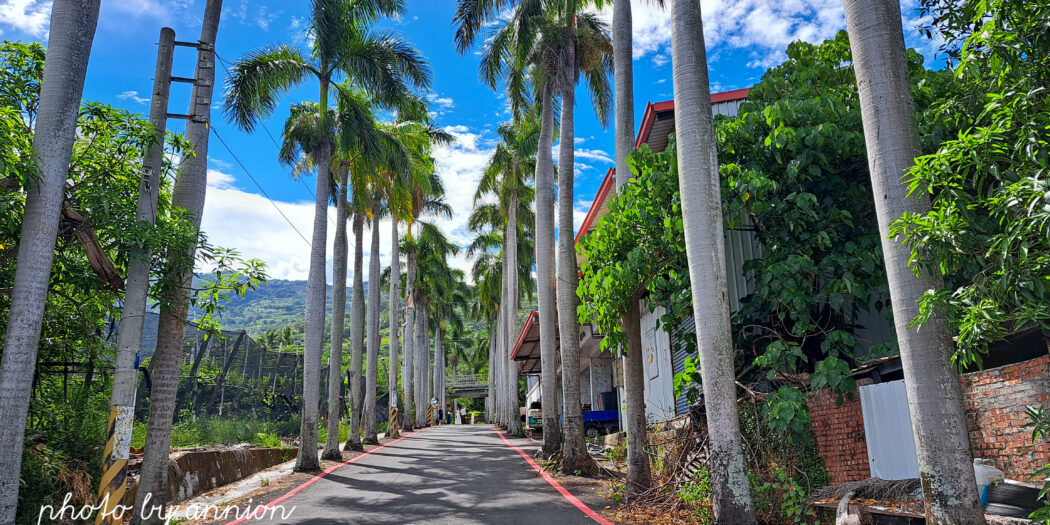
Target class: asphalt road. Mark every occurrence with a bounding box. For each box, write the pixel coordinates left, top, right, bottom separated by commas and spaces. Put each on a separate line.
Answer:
231, 425, 608, 525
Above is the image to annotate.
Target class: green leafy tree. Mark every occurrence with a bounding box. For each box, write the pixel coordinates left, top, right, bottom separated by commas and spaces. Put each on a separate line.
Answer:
893, 0, 1050, 364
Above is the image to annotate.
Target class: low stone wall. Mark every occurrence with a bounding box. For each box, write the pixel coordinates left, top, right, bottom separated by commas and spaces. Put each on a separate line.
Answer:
127, 446, 296, 505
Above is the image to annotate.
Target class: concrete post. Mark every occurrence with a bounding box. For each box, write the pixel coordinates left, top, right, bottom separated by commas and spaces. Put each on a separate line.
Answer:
96, 27, 175, 525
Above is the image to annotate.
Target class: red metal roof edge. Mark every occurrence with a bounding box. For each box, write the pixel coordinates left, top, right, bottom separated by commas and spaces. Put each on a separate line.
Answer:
633, 88, 751, 148
575, 88, 753, 245
573, 167, 616, 244
510, 310, 539, 360
634, 100, 675, 148
711, 87, 751, 103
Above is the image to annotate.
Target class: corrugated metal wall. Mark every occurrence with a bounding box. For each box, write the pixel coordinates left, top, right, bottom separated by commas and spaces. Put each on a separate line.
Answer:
712, 99, 746, 118
672, 314, 696, 415
859, 380, 919, 479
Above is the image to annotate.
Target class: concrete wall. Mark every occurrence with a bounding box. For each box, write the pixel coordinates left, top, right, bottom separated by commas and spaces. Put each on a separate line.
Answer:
126, 446, 297, 505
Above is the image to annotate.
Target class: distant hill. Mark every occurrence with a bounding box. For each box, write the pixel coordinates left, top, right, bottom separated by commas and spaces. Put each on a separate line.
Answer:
192, 276, 374, 335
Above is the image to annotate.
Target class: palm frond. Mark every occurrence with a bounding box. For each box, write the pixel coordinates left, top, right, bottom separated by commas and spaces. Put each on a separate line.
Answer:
224, 45, 313, 132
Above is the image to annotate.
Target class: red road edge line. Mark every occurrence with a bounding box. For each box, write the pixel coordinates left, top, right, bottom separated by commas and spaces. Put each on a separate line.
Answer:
494, 428, 615, 525
225, 428, 429, 524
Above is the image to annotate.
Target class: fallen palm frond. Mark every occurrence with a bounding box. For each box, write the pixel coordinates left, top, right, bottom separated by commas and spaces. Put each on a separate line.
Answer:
810, 477, 921, 503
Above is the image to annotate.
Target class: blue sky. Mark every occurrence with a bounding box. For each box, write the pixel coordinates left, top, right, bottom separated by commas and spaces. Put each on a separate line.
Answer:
0, 0, 941, 283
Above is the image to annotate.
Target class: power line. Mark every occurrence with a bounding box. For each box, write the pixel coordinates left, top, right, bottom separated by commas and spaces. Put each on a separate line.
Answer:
210, 125, 324, 263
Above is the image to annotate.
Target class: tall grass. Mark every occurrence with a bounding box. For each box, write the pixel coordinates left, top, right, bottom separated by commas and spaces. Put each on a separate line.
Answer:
129, 417, 300, 449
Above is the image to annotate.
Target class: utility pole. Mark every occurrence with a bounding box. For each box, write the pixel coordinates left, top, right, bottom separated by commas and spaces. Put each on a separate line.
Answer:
131, 0, 222, 519
95, 26, 175, 525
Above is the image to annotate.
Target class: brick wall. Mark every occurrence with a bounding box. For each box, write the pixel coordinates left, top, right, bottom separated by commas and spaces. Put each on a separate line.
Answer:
808, 352, 1050, 484
808, 389, 871, 484
961, 353, 1050, 479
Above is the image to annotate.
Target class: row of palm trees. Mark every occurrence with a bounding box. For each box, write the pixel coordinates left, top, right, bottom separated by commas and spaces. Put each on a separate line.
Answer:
0, 0, 464, 522
457, 0, 615, 477
222, 0, 473, 482
458, 0, 988, 523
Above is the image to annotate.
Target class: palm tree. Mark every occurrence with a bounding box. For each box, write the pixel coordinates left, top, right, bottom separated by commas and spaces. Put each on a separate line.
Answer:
0, 0, 100, 520
612, 0, 660, 495
457, 0, 561, 450
481, 119, 540, 437
223, 0, 430, 470
412, 221, 458, 424
427, 270, 469, 416
322, 154, 349, 461
469, 141, 536, 433
348, 206, 366, 449
379, 121, 450, 435
843, 0, 984, 521
402, 172, 453, 428
548, 6, 611, 475
669, 0, 756, 521
469, 247, 503, 421
283, 94, 400, 456
464, 0, 612, 469
363, 202, 384, 444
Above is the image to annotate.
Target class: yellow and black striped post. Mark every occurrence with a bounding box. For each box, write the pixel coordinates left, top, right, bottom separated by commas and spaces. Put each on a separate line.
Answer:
95, 405, 134, 524
427, 403, 434, 427
388, 405, 400, 438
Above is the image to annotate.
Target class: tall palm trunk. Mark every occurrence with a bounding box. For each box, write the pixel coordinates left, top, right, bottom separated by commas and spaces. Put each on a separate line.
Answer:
0, 1, 100, 520
433, 327, 443, 421
322, 170, 349, 460
670, 1, 756, 521
345, 211, 365, 451
504, 190, 523, 437
613, 0, 651, 494
294, 137, 331, 472
414, 296, 428, 426
486, 320, 496, 422
622, 299, 649, 491
388, 219, 401, 436
843, 1, 984, 521
363, 204, 382, 444
556, 53, 596, 474
534, 84, 560, 455
499, 242, 510, 429
403, 234, 416, 430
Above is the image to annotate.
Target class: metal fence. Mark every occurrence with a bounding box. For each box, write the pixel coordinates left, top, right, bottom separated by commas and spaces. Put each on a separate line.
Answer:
127, 314, 315, 422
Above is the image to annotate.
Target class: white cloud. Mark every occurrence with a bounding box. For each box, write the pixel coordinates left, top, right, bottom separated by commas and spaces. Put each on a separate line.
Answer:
254, 5, 280, 31
425, 93, 456, 109
602, 0, 936, 70
200, 168, 398, 285
222, 0, 281, 32
552, 143, 613, 166
430, 124, 497, 279
0, 0, 52, 37
117, 90, 149, 105
573, 199, 591, 236
107, 0, 171, 19
1, 0, 185, 39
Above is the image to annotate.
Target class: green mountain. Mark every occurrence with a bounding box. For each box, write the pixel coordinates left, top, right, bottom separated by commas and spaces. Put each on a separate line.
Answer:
193, 276, 374, 335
